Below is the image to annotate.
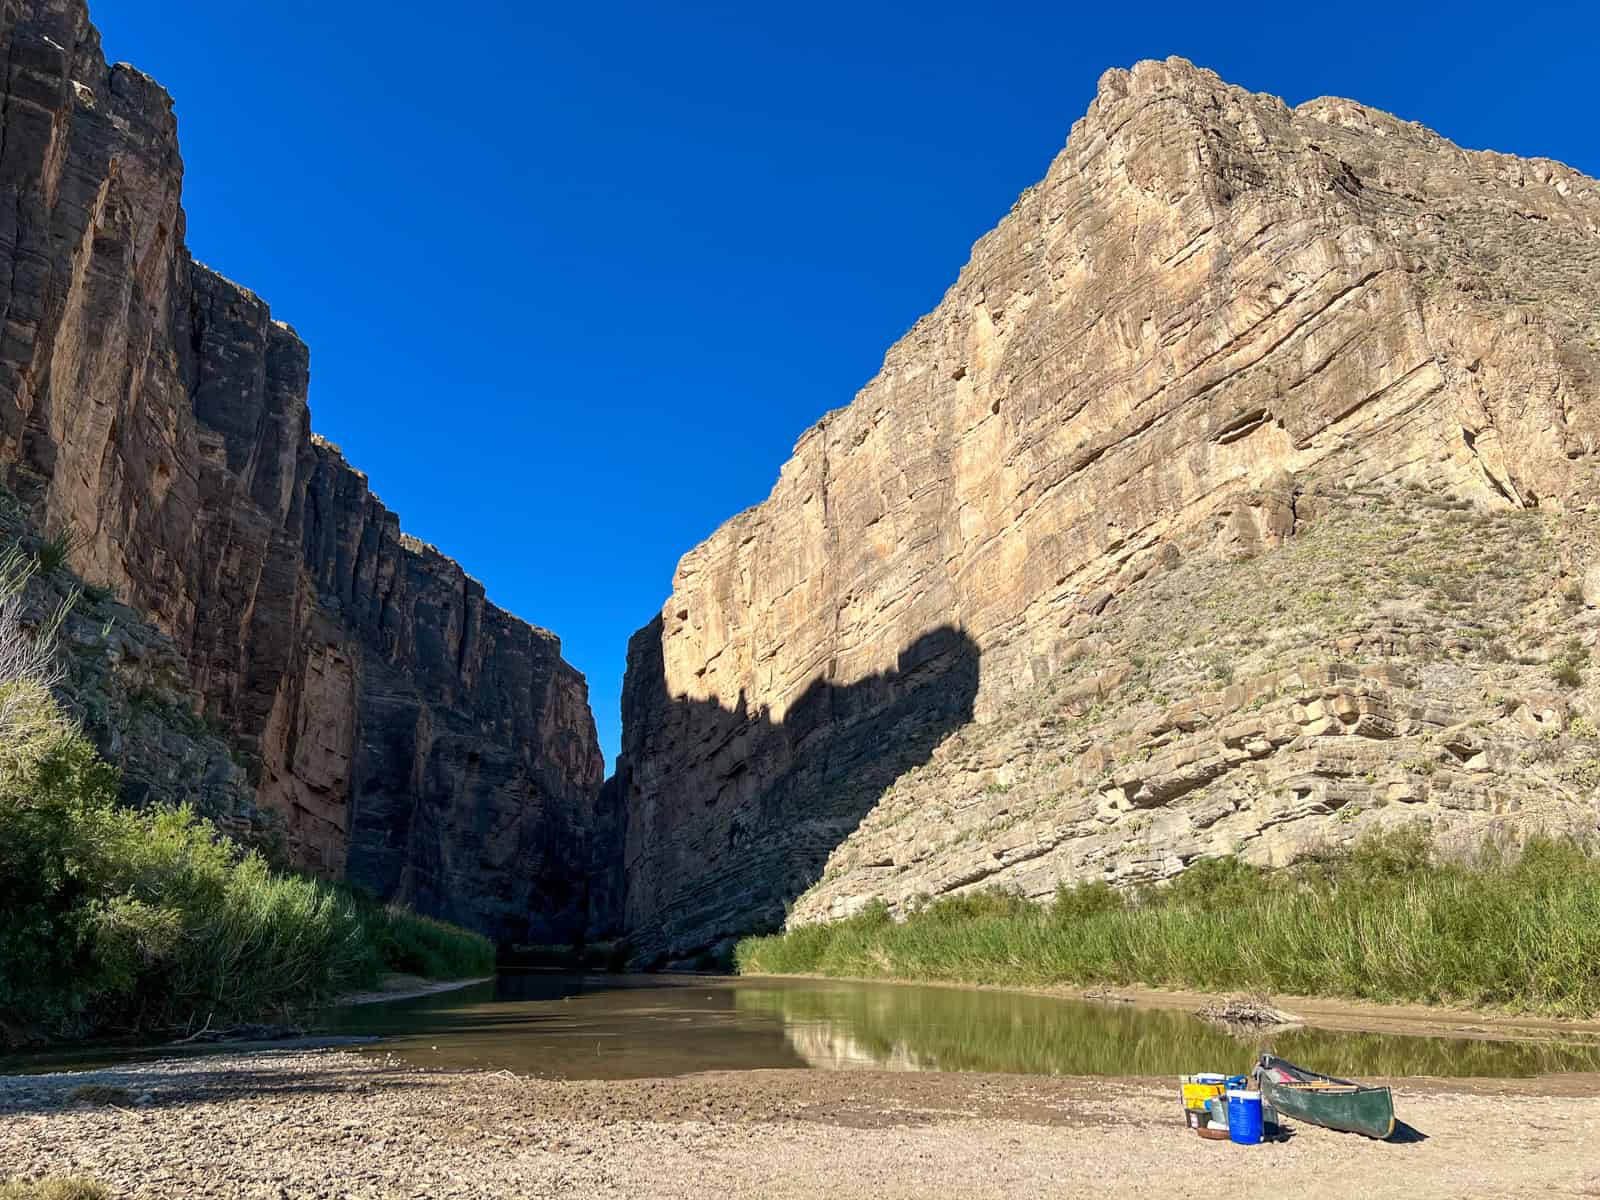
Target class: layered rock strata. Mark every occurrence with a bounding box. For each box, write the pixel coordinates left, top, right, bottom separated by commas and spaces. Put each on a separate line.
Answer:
0, 2, 605, 942
617, 58, 1600, 958
792, 490, 1600, 923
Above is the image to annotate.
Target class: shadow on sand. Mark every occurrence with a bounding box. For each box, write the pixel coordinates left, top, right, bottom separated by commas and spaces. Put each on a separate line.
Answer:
1386, 1119, 1429, 1144
0, 1051, 439, 1117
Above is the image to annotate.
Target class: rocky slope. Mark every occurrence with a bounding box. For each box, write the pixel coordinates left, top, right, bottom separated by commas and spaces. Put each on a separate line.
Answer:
615, 57, 1600, 960
792, 487, 1600, 925
0, 1, 605, 942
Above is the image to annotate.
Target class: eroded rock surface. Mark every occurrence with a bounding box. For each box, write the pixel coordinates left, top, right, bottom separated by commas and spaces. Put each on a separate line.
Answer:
792, 491, 1600, 924
617, 58, 1600, 958
0, 1, 604, 942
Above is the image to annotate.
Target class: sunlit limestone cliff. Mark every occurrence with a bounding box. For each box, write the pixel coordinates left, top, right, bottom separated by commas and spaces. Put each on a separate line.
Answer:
613, 57, 1600, 961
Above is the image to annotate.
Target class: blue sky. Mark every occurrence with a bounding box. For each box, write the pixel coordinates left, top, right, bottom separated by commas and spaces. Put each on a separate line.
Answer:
90, 2, 1599, 766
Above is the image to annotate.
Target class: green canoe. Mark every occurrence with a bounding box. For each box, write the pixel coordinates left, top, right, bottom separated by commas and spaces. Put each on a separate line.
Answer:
1255, 1054, 1396, 1139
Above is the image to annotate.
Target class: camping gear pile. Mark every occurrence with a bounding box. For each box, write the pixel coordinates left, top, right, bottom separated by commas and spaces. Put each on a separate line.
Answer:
1178, 1055, 1397, 1144
1179, 1073, 1263, 1144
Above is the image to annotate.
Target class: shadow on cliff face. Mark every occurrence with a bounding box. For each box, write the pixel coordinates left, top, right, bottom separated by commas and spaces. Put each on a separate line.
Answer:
602, 625, 980, 965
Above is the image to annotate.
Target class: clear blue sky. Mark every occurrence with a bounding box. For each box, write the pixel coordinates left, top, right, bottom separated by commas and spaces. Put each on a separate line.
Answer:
90, 1, 1599, 767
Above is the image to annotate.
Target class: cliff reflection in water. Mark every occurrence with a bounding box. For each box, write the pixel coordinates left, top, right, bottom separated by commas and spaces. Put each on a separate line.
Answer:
736, 982, 1600, 1079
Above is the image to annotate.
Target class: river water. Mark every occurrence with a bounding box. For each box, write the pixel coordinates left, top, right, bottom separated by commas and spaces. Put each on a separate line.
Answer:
309, 972, 1600, 1080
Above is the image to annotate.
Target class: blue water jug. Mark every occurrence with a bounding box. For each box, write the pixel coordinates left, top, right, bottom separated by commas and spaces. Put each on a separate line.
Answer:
1227, 1089, 1263, 1145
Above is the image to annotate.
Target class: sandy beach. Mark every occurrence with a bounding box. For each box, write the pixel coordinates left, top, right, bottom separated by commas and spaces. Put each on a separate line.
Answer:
4, 1050, 1599, 1199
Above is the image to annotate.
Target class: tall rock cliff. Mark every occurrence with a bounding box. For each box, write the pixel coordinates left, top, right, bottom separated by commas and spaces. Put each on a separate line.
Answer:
616, 58, 1600, 960
0, 1, 605, 942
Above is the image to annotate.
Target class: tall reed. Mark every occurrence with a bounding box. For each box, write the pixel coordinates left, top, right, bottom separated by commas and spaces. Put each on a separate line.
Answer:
736, 832, 1600, 1015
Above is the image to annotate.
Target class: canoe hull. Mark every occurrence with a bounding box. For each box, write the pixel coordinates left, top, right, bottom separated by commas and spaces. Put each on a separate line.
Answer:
1256, 1055, 1396, 1140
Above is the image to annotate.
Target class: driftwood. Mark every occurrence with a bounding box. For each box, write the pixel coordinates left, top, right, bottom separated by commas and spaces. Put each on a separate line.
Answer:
1196, 991, 1302, 1028
167, 1020, 306, 1046
169, 1012, 216, 1045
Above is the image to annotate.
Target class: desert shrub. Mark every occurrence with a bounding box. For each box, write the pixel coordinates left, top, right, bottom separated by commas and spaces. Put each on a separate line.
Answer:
1552, 638, 1590, 689
33, 526, 82, 577
0, 545, 73, 762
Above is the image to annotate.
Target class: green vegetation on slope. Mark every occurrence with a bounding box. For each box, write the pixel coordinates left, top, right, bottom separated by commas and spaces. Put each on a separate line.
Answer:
737, 830, 1600, 1015
0, 544, 492, 1048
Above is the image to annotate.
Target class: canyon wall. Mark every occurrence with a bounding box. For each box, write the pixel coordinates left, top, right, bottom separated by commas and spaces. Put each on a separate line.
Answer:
9, 0, 1600, 960
617, 58, 1600, 959
0, 1, 605, 943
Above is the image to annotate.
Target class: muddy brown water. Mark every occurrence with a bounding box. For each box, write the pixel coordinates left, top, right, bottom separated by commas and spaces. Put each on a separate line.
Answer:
303, 972, 1600, 1080
8, 972, 1599, 1080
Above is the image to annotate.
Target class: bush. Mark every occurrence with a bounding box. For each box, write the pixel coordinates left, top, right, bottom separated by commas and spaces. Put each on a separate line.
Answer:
345, 891, 496, 980
0, 733, 378, 1039
1051, 880, 1124, 923
1552, 638, 1589, 689
0, 537, 492, 1046
0, 743, 494, 1044
1553, 659, 1584, 689
33, 526, 82, 577
0, 545, 73, 762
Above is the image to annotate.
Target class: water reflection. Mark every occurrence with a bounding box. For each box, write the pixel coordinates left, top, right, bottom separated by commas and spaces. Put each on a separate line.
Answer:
735, 983, 1600, 1079
316, 973, 809, 1079
12, 973, 1597, 1081
317, 973, 1600, 1081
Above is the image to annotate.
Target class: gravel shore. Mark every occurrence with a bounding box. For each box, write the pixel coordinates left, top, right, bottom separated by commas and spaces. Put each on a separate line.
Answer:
3, 1051, 1598, 1199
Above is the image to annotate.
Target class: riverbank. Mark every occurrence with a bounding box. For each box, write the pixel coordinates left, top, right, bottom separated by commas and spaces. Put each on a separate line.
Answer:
3, 1050, 1598, 1198
333, 975, 492, 1008
737, 834, 1600, 1016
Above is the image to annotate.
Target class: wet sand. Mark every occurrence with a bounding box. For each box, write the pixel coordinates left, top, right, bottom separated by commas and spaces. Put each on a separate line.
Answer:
3, 1050, 1598, 1199
334, 975, 492, 1008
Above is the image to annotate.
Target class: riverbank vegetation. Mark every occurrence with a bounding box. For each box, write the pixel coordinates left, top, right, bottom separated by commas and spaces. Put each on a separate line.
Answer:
0, 545, 492, 1048
735, 831, 1600, 1015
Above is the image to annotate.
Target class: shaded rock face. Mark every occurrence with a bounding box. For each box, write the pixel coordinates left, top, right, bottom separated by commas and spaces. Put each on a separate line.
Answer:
613, 625, 978, 961
618, 58, 1600, 956
0, 1, 605, 943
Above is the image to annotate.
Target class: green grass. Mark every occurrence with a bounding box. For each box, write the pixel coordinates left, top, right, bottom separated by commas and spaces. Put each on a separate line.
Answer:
736, 831, 1600, 1016
344, 889, 496, 981
0, 1180, 109, 1200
